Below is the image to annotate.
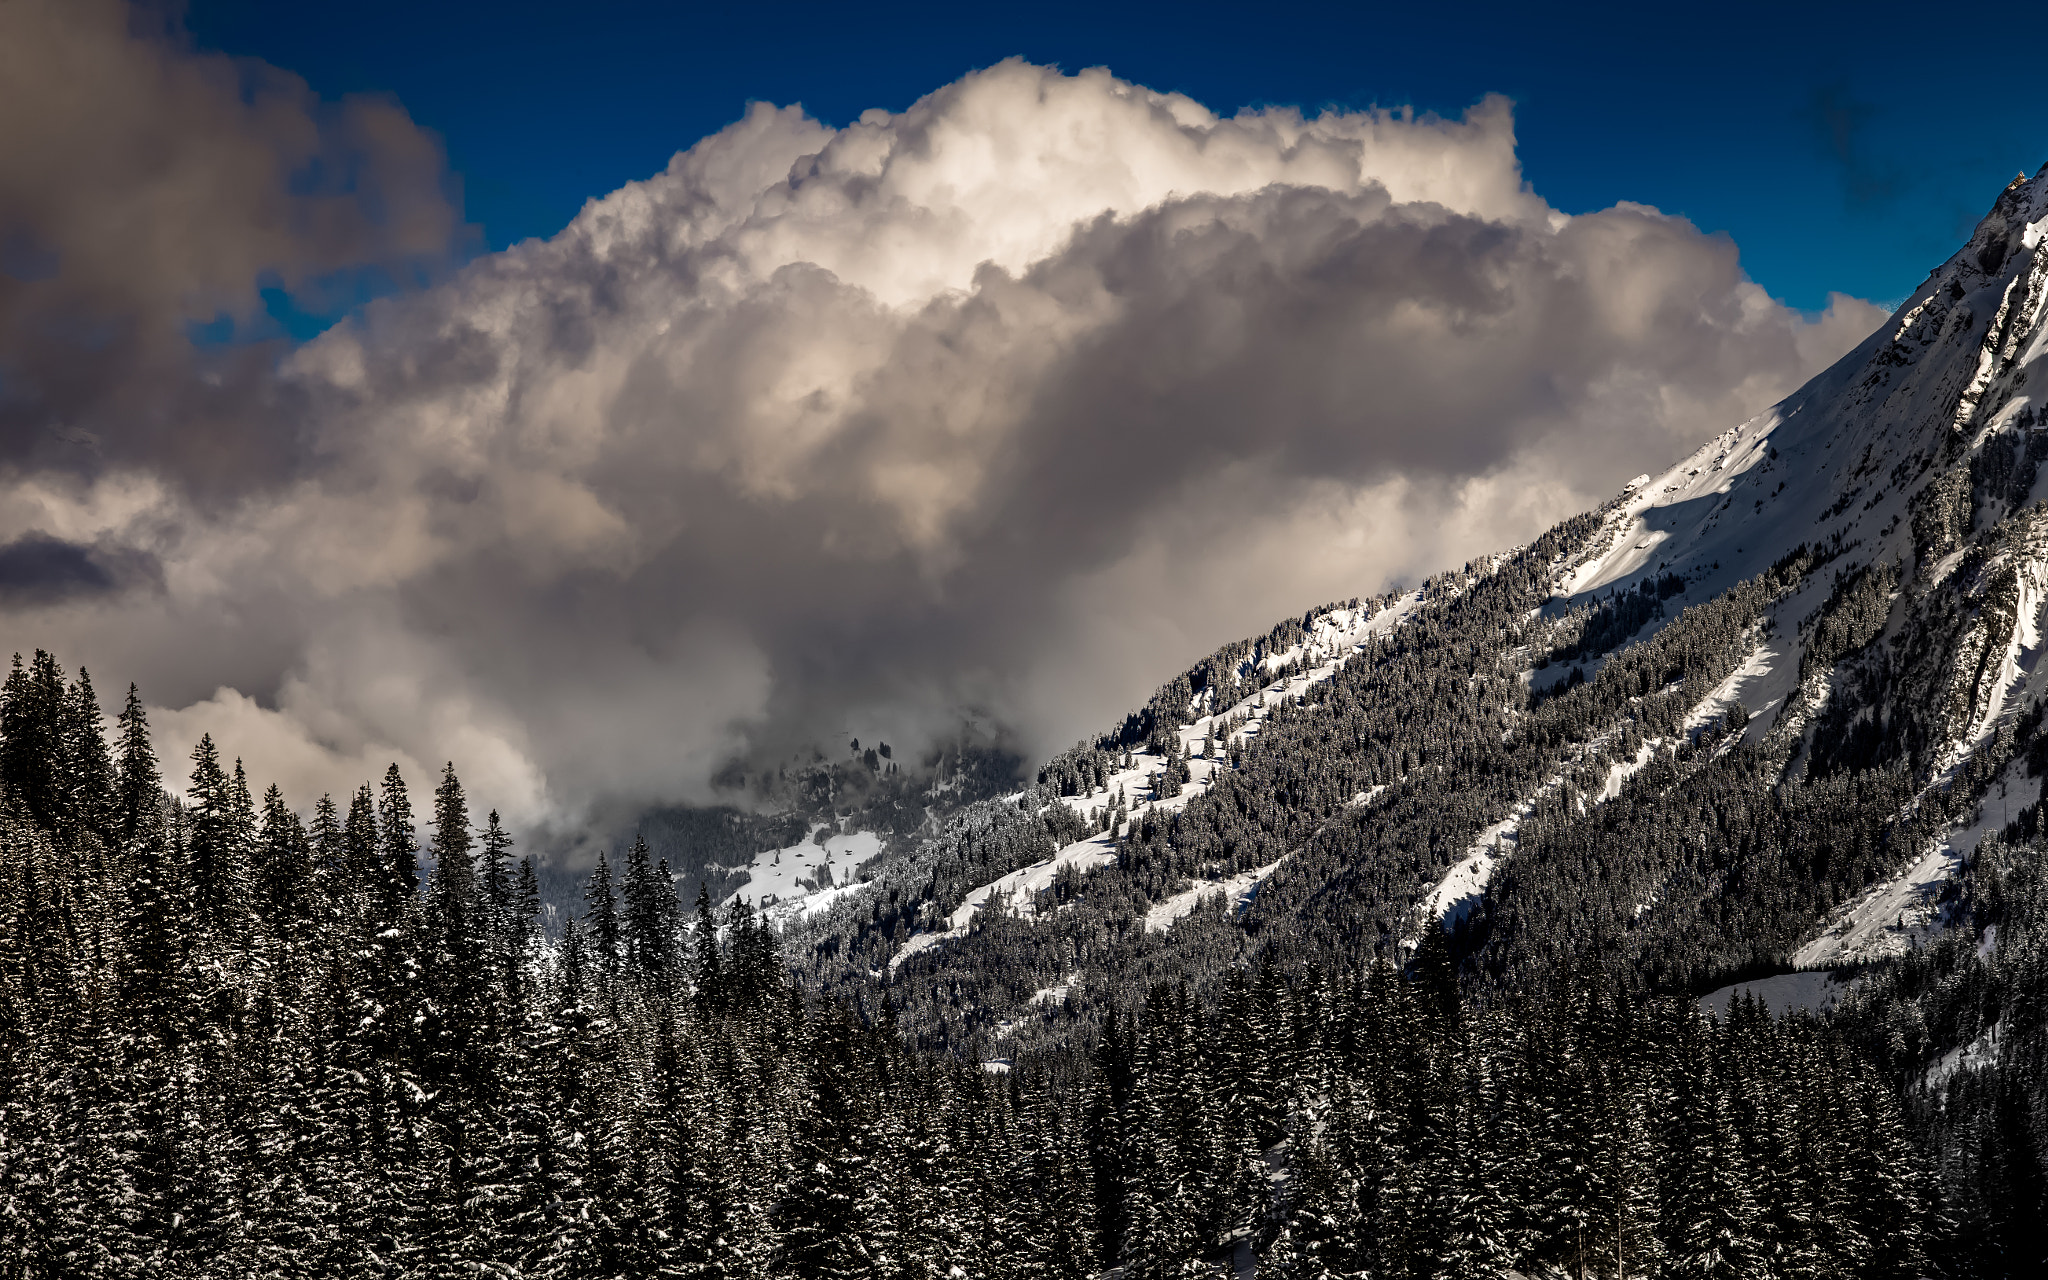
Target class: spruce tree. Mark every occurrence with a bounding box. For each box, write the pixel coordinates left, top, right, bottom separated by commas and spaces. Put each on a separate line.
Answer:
585, 851, 622, 978
376, 764, 419, 925
480, 809, 515, 965
308, 792, 343, 886
343, 783, 381, 910
623, 834, 675, 986
256, 783, 314, 935
185, 734, 246, 935
0, 651, 70, 832
428, 762, 476, 935
64, 669, 118, 849
692, 884, 724, 1015
1666, 1049, 1763, 1279
113, 683, 163, 850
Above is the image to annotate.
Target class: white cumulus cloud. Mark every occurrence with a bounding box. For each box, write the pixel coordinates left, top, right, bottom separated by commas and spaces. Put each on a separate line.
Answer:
0, 58, 1890, 827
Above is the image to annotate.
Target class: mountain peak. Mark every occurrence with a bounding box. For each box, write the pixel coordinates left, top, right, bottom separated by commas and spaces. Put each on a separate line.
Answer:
1560, 164, 2048, 615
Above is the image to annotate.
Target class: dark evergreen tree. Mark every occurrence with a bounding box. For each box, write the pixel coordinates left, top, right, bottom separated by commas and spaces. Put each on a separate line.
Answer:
64, 668, 118, 850
692, 883, 724, 1015
1, 651, 70, 832
185, 734, 248, 934
584, 850, 621, 977
255, 782, 314, 932
112, 683, 163, 851
623, 833, 676, 986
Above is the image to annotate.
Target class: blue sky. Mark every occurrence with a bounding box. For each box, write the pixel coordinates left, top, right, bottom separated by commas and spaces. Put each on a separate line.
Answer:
189, 0, 2048, 316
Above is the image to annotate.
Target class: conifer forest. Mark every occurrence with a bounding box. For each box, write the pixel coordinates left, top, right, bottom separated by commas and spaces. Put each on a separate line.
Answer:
5, 539, 2045, 1279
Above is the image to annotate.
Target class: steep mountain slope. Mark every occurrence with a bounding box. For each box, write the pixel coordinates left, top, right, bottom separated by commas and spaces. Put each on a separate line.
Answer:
782, 162, 2048, 1071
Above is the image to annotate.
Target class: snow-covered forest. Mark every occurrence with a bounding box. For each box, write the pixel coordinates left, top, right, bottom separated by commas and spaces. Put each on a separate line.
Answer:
0, 645, 2032, 1277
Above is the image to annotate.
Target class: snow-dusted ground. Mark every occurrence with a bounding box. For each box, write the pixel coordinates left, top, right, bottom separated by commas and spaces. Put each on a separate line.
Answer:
1945, 546, 2048, 773
1923, 1018, 2005, 1090
1791, 768, 2041, 969
1683, 636, 1795, 747
1597, 740, 1658, 801
1421, 619, 1792, 937
1419, 809, 1528, 929
1794, 840, 1958, 969
1029, 973, 1079, 1005
1698, 970, 1849, 1018
721, 827, 882, 927
1144, 857, 1287, 934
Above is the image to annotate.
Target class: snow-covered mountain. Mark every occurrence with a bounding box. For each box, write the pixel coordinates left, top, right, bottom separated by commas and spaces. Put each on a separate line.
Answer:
1570, 164, 2048, 610
773, 161, 2048, 1070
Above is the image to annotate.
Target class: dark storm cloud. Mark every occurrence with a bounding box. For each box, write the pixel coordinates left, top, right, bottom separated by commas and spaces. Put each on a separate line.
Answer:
0, 58, 1889, 823
0, 0, 462, 498
0, 533, 158, 607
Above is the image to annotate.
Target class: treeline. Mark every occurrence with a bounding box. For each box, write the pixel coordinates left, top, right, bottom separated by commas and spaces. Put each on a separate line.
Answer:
1545, 570, 1685, 665
0, 652, 1944, 1279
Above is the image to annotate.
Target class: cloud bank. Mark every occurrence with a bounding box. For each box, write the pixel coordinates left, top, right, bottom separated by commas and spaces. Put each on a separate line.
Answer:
0, 42, 1888, 825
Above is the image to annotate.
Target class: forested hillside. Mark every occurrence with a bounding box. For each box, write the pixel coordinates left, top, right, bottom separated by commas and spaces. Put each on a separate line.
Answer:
0, 655, 1973, 1274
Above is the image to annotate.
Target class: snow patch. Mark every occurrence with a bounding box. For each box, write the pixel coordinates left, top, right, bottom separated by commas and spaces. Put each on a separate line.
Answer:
723, 827, 883, 928
1682, 636, 1792, 746
1030, 973, 1080, 1004
1597, 740, 1658, 801
1698, 970, 1848, 1018
1419, 808, 1528, 928
1143, 857, 1287, 934
1923, 1020, 2005, 1090
1797, 753, 2043, 970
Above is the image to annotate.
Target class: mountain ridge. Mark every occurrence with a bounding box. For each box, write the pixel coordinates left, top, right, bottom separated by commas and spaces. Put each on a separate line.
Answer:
772, 161, 2048, 1075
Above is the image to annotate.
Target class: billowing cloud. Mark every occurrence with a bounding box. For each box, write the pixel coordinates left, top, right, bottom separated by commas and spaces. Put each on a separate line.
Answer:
0, 0, 460, 493
0, 51, 1889, 826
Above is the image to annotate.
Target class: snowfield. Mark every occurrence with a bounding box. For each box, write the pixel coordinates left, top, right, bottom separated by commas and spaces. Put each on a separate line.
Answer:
721, 827, 882, 927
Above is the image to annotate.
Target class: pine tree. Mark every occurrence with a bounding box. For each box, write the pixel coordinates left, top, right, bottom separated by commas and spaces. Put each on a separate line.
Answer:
343, 783, 381, 908
1666, 1044, 1764, 1279
692, 883, 724, 1015
185, 734, 248, 936
623, 834, 676, 986
480, 809, 515, 972
585, 850, 622, 978
428, 762, 476, 936
229, 756, 257, 867
111, 694, 186, 1042
308, 793, 344, 887
1850, 1077, 1929, 1279
64, 669, 118, 850
113, 684, 163, 851
364, 764, 422, 1066
772, 1013, 871, 1279
0, 651, 71, 832
255, 783, 314, 935
1429, 1034, 1515, 1279
376, 764, 419, 927
503, 853, 541, 1011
